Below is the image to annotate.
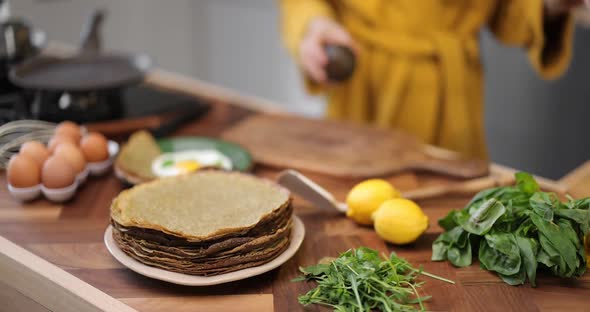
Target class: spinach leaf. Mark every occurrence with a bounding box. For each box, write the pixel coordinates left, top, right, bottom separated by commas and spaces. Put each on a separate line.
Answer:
515, 236, 538, 286
530, 192, 557, 221
554, 209, 590, 234
466, 187, 503, 207
538, 233, 568, 276
499, 267, 526, 286
432, 240, 448, 261
530, 213, 578, 275
447, 242, 472, 267
299, 263, 330, 277
567, 197, 590, 210
515, 172, 539, 195
431, 227, 471, 266
456, 199, 506, 235
438, 210, 458, 231
515, 218, 535, 237
556, 218, 586, 277
536, 249, 554, 268
431, 171, 590, 287
479, 233, 521, 276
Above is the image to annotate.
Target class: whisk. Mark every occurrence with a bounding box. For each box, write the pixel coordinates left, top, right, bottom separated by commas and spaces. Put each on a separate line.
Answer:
0, 120, 57, 169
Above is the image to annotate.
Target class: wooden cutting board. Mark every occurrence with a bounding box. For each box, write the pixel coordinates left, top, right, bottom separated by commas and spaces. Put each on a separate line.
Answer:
222, 114, 489, 179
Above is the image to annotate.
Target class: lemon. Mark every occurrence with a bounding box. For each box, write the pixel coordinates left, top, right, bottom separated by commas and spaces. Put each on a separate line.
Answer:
345, 179, 400, 225
372, 198, 429, 245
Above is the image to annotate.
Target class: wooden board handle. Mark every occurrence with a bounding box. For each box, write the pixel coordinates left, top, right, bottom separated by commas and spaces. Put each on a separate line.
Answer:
410, 145, 490, 179
403, 176, 497, 200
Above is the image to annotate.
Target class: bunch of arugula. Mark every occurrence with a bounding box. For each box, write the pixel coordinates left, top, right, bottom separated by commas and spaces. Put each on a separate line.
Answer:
294, 247, 454, 312
432, 172, 590, 286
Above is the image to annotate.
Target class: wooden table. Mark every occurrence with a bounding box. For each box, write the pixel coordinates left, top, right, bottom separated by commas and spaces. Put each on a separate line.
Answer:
1, 74, 589, 312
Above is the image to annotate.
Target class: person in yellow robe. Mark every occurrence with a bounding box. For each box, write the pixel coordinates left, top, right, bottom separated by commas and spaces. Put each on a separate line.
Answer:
279, 0, 586, 159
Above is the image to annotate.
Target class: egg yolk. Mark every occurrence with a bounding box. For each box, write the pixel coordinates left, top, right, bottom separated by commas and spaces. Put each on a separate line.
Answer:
175, 160, 201, 173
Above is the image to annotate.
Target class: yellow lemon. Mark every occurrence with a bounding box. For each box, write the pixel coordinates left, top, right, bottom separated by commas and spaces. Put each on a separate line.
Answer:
345, 179, 400, 225
372, 198, 429, 245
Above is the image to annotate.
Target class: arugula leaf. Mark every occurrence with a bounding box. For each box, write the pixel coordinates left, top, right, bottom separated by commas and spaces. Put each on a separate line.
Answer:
295, 248, 454, 312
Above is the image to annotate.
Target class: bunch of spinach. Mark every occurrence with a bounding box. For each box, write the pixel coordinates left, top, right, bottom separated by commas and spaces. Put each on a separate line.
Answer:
294, 247, 454, 312
432, 172, 590, 286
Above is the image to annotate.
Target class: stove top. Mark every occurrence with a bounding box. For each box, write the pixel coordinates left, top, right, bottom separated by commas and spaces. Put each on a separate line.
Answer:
0, 83, 211, 125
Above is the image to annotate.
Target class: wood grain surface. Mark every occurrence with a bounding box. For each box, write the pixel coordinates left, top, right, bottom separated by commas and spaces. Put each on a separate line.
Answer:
222, 114, 489, 179
1, 97, 589, 312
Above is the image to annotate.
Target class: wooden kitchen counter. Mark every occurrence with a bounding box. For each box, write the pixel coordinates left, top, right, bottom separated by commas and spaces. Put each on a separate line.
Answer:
1, 74, 589, 312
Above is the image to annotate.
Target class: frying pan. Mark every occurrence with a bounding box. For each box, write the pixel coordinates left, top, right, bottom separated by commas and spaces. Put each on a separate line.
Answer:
9, 10, 151, 91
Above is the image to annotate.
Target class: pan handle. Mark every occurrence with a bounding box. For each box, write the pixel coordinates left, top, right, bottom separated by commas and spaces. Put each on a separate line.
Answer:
80, 9, 106, 52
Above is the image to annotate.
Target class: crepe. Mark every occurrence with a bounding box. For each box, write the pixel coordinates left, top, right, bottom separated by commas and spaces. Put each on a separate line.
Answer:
110, 171, 294, 276
111, 171, 291, 241
113, 220, 291, 263
111, 202, 292, 247
115, 130, 161, 181
116, 233, 290, 276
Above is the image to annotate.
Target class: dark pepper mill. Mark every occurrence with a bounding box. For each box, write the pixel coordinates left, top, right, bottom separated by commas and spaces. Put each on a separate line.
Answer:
324, 45, 356, 82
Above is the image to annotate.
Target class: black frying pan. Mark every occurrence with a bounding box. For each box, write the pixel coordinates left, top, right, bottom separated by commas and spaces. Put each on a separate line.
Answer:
9, 10, 151, 92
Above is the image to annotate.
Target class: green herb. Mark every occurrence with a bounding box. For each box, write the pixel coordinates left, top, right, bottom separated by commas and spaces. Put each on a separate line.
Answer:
432, 172, 590, 287
293, 247, 454, 312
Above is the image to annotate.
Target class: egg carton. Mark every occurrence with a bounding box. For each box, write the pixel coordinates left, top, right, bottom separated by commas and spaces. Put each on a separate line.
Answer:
8, 141, 119, 203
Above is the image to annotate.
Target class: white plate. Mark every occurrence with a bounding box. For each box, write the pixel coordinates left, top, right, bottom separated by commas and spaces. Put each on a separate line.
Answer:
104, 215, 305, 286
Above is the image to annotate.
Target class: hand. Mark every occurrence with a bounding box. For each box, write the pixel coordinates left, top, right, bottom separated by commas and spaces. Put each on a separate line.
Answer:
544, 0, 586, 17
299, 17, 356, 83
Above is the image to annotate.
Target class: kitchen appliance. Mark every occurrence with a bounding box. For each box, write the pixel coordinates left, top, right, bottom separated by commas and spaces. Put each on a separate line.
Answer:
10, 10, 150, 91
0, 84, 211, 130
0, 0, 45, 93
0, 8, 210, 130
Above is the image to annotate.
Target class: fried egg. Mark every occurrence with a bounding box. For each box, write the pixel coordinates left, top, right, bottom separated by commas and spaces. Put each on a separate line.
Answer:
151, 150, 232, 177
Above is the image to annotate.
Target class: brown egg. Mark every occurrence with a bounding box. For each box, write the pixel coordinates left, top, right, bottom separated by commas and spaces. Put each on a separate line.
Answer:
55, 121, 82, 143
42, 155, 76, 188
48, 135, 77, 154
7, 154, 41, 188
80, 132, 109, 162
53, 142, 86, 174
19, 141, 50, 166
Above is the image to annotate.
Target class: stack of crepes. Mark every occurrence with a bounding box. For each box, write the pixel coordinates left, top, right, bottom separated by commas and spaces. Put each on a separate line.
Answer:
110, 171, 293, 276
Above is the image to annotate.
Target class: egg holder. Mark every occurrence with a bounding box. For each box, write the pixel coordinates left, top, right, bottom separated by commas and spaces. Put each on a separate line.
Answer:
8, 141, 120, 203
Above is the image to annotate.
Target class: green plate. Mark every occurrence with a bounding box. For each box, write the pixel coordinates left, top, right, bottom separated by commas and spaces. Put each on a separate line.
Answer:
156, 137, 253, 172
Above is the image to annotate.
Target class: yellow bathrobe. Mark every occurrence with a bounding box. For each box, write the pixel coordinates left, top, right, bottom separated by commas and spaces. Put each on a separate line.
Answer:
279, 0, 574, 159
